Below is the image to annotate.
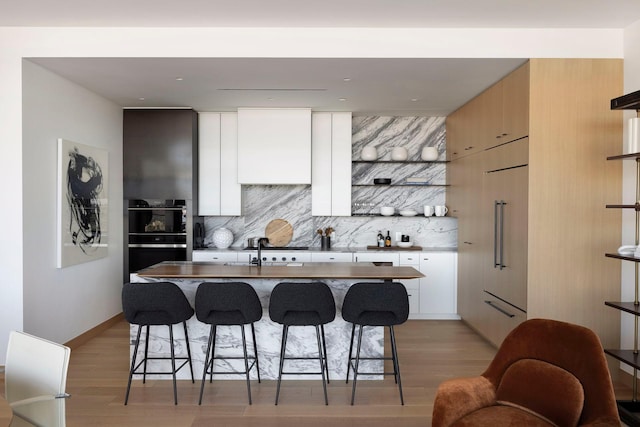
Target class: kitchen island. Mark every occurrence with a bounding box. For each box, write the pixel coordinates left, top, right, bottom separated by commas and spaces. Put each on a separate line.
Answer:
130, 261, 423, 381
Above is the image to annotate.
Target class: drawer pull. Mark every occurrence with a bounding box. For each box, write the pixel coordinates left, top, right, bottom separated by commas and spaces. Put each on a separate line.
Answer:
484, 300, 515, 318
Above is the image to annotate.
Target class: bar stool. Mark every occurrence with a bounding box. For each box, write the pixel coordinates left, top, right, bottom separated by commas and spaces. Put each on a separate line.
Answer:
195, 282, 262, 405
268, 282, 336, 405
342, 281, 409, 405
122, 282, 195, 405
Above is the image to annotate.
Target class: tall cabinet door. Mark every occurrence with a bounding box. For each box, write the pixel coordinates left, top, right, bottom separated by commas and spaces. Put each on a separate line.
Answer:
483, 164, 528, 311
455, 152, 489, 328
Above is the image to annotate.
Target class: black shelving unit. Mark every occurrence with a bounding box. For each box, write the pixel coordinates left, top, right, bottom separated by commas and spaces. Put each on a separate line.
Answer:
605, 89, 640, 427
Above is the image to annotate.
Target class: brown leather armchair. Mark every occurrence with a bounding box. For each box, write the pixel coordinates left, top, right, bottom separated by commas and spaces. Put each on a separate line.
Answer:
432, 319, 620, 427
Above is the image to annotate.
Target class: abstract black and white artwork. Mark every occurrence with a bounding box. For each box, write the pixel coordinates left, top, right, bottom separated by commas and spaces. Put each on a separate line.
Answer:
57, 139, 108, 268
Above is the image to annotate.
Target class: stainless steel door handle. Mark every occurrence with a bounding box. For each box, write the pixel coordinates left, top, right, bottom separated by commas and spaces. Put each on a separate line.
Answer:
499, 200, 506, 270
494, 200, 499, 268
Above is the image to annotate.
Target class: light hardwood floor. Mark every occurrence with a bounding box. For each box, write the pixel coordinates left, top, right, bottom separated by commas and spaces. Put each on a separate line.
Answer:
1, 320, 633, 426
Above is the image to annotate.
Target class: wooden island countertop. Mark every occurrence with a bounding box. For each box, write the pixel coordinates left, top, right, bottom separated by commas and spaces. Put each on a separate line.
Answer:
136, 261, 424, 280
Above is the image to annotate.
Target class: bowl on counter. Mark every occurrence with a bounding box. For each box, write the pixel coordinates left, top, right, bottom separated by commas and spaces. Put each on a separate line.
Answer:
380, 206, 395, 216
399, 209, 418, 217
397, 241, 413, 248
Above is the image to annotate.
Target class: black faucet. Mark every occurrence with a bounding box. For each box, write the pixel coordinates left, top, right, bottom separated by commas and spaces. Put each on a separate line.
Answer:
253, 237, 269, 266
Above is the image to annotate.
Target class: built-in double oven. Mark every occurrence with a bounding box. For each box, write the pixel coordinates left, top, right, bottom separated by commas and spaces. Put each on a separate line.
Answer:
127, 199, 187, 274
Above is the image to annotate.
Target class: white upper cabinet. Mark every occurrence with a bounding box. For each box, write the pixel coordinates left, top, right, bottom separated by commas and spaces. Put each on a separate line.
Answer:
237, 108, 312, 184
198, 112, 242, 216
311, 112, 352, 216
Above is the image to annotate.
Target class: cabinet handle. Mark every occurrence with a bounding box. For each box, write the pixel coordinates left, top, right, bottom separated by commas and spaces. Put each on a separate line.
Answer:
464, 146, 474, 151
463, 241, 472, 245
493, 201, 499, 268
484, 300, 515, 318
493, 200, 506, 270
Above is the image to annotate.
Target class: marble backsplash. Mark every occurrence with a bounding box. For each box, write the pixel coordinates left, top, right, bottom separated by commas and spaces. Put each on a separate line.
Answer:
202, 116, 456, 249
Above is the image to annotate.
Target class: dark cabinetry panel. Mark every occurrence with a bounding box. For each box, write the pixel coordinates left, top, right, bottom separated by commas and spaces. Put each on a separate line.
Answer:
123, 109, 198, 202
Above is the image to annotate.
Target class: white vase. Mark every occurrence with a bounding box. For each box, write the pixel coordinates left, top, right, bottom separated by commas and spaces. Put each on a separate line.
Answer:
212, 227, 234, 248
360, 146, 378, 161
391, 147, 408, 161
421, 146, 439, 161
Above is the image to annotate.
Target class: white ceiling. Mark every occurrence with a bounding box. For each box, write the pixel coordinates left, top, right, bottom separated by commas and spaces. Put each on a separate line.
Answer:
15, 0, 640, 115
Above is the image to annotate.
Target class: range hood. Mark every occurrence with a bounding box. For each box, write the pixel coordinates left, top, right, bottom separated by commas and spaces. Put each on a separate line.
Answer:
611, 90, 640, 110
237, 108, 312, 185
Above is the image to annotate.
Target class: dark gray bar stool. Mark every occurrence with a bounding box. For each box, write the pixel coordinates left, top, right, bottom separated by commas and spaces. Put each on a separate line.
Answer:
268, 282, 336, 405
195, 282, 262, 405
122, 282, 195, 405
342, 281, 409, 405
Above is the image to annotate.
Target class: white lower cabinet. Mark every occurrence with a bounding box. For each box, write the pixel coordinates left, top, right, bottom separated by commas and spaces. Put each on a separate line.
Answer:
399, 253, 421, 315
192, 250, 238, 263
310, 252, 353, 262
417, 252, 459, 319
353, 252, 400, 265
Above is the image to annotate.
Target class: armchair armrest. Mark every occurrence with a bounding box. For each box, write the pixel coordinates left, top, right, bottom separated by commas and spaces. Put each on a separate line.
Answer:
432, 376, 497, 427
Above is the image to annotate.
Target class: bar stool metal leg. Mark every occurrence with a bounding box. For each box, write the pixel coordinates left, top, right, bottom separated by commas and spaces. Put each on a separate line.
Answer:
316, 325, 329, 405
143, 325, 150, 383
275, 325, 289, 405
199, 324, 215, 405
320, 324, 330, 383
350, 324, 364, 405
125, 325, 143, 405
389, 325, 404, 405
169, 325, 178, 405
241, 325, 252, 404
346, 323, 356, 383
183, 321, 194, 383
251, 324, 261, 383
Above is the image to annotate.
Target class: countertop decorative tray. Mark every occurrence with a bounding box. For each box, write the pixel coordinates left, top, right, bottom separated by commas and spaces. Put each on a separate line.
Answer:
366, 245, 423, 251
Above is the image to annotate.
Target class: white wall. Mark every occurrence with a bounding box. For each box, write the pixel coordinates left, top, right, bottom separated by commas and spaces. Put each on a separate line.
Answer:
620, 20, 640, 368
0, 25, 626, 363
21, 60, 123, 345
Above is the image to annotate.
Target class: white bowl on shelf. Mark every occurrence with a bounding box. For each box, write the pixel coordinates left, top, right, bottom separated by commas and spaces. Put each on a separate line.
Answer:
397, 241, 412, 248
380, 206, 395, 216
399, 209, 418, 217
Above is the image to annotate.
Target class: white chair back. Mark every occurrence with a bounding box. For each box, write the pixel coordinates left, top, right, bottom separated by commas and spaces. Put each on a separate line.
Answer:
5, 331, 71, 427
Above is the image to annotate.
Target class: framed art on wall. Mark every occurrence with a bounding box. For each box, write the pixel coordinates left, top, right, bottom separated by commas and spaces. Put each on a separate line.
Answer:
57, 138, 108, 268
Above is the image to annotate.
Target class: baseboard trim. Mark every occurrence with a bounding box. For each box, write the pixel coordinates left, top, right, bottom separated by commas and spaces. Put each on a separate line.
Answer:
64, 312, 124, 350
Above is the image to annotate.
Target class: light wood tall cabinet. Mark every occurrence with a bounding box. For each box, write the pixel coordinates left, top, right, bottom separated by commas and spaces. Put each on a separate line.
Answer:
448, 59, 623, 349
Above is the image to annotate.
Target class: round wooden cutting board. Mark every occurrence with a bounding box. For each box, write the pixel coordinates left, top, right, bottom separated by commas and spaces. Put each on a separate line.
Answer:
265, 219, 293, 247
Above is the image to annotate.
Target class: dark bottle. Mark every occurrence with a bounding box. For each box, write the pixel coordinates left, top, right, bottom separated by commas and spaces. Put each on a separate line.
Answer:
385, 230, 392, 247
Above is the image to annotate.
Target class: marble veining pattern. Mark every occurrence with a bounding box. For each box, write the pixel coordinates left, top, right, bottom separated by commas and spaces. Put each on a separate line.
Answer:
129, 276, 383, 380
203, 116, 455, 250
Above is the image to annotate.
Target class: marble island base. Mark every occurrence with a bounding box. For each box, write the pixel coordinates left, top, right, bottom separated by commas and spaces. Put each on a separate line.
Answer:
130, 275, 383, 380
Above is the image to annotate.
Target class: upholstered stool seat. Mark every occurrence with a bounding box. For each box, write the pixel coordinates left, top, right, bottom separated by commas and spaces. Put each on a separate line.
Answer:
269, 282, 336, 405
195, 282, 262, 405
122, 282, 194, 405
342, 281, 409, 405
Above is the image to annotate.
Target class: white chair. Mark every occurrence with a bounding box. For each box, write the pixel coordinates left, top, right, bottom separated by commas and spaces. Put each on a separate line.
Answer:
5, 331, 71, 427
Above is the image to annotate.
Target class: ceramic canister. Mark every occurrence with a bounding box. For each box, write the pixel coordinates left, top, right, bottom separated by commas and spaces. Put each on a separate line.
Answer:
421, 146, 439, 161
391, 147, 408, 161
361, 146, 378, 160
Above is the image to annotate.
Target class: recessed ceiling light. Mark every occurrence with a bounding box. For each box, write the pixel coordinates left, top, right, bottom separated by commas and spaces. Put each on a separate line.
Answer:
343, 78, 351, 82
175, 77, 184, 81
267, 97, 274, 101
411, 98, 419, 102
138, 97, 145, 101
339, 98, 347, 102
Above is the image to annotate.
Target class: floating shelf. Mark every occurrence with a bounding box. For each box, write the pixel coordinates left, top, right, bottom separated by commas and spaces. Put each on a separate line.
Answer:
351, 160, 449, 164
605, 301, 640, 316
604, 349, 640, 371
352, 184, 449, 187
605, 253, 640, 262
